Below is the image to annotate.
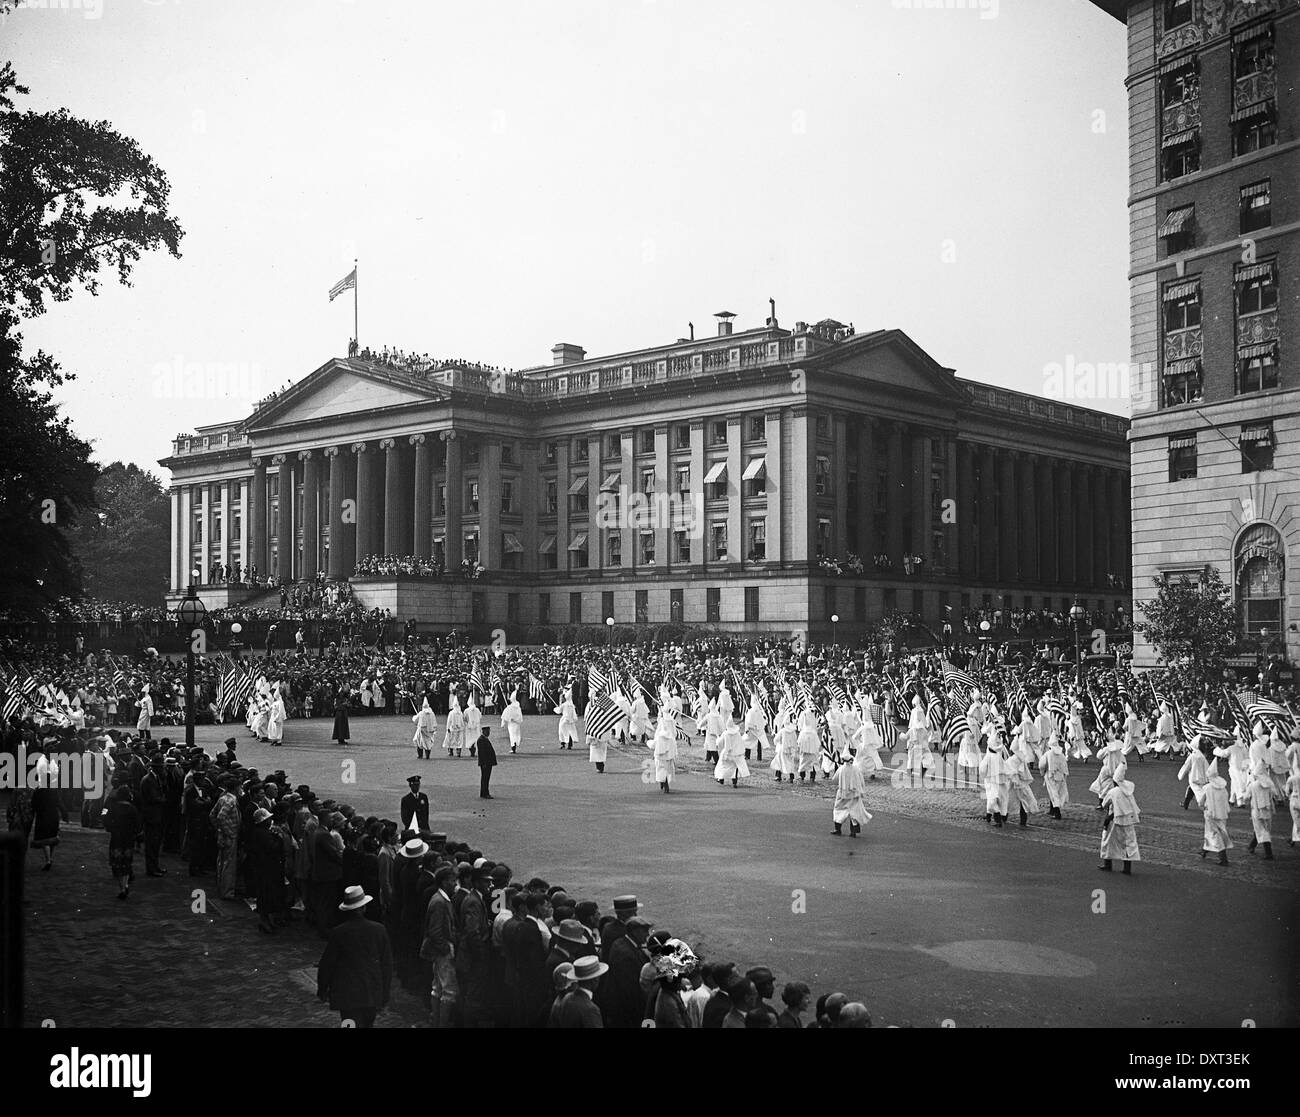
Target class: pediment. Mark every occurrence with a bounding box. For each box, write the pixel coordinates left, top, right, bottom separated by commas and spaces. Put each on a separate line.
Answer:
814, 330, 965, 401
248, 360, 447, 428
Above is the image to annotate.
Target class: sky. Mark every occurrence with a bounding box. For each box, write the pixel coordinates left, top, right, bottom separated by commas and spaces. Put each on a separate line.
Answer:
5, 0, 1131, 477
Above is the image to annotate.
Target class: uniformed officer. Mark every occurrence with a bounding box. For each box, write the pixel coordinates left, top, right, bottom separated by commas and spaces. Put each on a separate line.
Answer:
400, 775, 430, 834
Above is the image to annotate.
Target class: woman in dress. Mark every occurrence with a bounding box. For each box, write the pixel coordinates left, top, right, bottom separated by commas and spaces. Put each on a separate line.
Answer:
105, 784, 142, 899
332, 683, 351, 745
29, 759, 65, 871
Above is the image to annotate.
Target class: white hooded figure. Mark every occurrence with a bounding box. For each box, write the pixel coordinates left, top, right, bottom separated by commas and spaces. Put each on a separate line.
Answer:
587, 712, 610, 769
796, 707, 822, 781
771, 709, 799, 782
1040, 733, 1070, 816
1067, 701, 1089, 761
1019, 707, 1040, 762
555, 687, 582, 749
713, 717, 750, 786
744, 697, 772, 759
831, 753, 872, 837
1124, 703, 1148, 756
1089, 738, 1124, 802
1213, 729, 1251, 807
251, 678, 272, 740
267, 685, 286, 745
717, 681, 734, 721
1100, 762, 1142, 869
979, 732, 1011, 824
906, 697, 933, 776
465, 691, 483, 742
1176, 738, 1211, 809
445, 697, 466, 756
500, 693, 524, 753
136, 684, 154, 736
703, 702, 725, 762
629, 692, 653, 742
1266, 729, 1291, 801
852, 711, 884, 779
1005, 747, 1039, 826
1285, 768, 1300, 845
1153, 702, 1177, 754
652, 717, 678, 792
412, 697, 438, 758
1201, 773, 1233, 863
609, 690, 633, 743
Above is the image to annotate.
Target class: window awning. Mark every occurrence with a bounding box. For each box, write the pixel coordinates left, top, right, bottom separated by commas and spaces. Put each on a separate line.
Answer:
1240, 181, 1270, 200
640, 529, 654, 539
1161, 128, 1199, 150
538, 534, 556, 554
600, 473, 621, 492
1234, 23, 1274, 46
741, 457, 767, 481
1236, 261, 1274, 284
1241, 425, 1274, 444
1157, 205, 1194, 237
1159, 53, 1198, 76
703, 460, 728, 483
1163, 279, 1200, 302
1230, 100, 1274, 125
1169, 435, 1196, 451
1164, 358, 1201, 378
1238, 341, 1278, 361
503, 532, 523, 553
567, 476, 588, 495
567, 533, 588, 552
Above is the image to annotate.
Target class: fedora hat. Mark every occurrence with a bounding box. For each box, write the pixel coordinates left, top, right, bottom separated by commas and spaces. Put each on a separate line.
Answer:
572, 955, 609, 981
400, 838, 429, 860
555, 919, 589, 945
252, 807, 272, 825
338, 885, 372, 911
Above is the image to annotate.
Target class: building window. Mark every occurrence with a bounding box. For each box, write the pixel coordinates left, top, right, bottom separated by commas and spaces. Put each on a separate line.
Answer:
500, 480, 514, 514
466, 443, 479, 465
1235, 522, 1284, 637
467, 482, 480, 514
569, 476, 589, 514
674, 530, 690, 563
507, 593, 520, 625
538, 593, 551, 625
815, 456, 831, 497
675, 464, 690, 495
640, 429, 655, 454
569, 592, 582, 625
748, 415, 765, 442
711, 420, 727, 445
816, 517, 832, 558
1240, 181, 1270, 233
706, 588, 721, 623
670, 588, 684, 622
601, 590, 614, 622
464, 531, 480, 563
471, 592, 485, 625
606, 433, 620, 458
744, 457, 766, 499
607, 533, 622, 567
883, 587, 897, 614
635, 589, 649, 624
744, 586, 760, 623
1168, 433, 1197, 481
574, 440, 589, 462
675, 425, 691, 450
748, 518, 766, 562
1233, 113, 1276, 156
501, 442, 514, 466
1236, 260, 1277, 317
436, 482, 446, 515
711, 521, 728, 562
1165, 0, 1191, 29
545, 479, 558, 515
545, 441, 557, 463
1164, 281, 1201, 331
568, 531, 588, 569
539, 534, 557, 570
640, 531, 655, 565
1238, 346, 1279, 394
501, 532, 522, 570
1162, 132, 1200, 180
854, 586, 866, 622
815, 414, 829, 439
640, 468, 655, 495
1241, 423, 1275, 473
1158, 203, 1194, 253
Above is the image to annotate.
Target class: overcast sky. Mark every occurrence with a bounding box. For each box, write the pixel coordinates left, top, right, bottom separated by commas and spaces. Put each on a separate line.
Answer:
6, 0, 1129, 476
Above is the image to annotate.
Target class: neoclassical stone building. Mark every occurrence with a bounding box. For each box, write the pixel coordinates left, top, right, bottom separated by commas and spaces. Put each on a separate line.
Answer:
161, 309, 1131, 638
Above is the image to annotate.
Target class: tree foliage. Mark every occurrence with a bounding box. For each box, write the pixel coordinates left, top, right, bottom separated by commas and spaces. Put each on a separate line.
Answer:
1134, 565, 1239, 683
0, 61, 183, 615
66, 461, 170, 605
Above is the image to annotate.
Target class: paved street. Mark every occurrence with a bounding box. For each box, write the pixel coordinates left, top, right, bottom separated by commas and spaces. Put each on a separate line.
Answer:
17, 714, 1298, 1028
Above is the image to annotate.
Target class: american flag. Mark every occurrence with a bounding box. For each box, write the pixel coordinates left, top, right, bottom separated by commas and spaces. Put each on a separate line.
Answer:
942, 706, 968, 754
926, 691, 945, 733
827, 679, 850, 709
469, 660, 487, 698
583, 691, 623, 741
1222, 687, 1253, 739
528, 673, 552, 707
328, 266, 357, 302
1114, 669, 1131, 711
2, 675, 29, 721
1246, 697, 1295, 733
587, 664, 610, 701
940, 661, 974, 707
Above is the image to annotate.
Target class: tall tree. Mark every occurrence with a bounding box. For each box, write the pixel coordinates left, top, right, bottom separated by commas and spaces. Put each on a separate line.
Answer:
1134, 565, 1239, 684
66, 462, 171, 606
0, 61, 184, 614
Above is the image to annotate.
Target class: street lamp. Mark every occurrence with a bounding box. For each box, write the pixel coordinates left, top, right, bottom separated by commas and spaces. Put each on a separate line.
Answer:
1069, 600, 1086, 687
831, 613, 839, 645
605, 615, 614, 648
979, 618, 991, 666
176, 581, 208, 751
229, 621, 243, 660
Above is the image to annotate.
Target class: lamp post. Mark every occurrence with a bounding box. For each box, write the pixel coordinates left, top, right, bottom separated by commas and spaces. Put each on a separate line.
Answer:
831, 613, 839, 646
229, 621, 243, 661
979, 618, 990, 668
176, 570, 208, 751
1069, 600, 1086, 688
605, 615, 614, 649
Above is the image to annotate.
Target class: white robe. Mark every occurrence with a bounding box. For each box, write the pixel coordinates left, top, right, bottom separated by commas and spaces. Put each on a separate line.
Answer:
653, 725, 678, 784
1041, 748, 1070, 808
832, 759, 872, 827
556, 697, 582, 744
267, 694, 286, 743
714, 725, 750, 781
412, 705, 438, 750
445, 704, 465, 751
500, 700, 523, 748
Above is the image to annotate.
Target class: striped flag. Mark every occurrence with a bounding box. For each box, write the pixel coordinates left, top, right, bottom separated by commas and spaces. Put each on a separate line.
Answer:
942, 707, 967, 754
528, 673, 552, 707
583, 692, 623, 741
941, 661, 974, 707
469, 660, 487, 698
925, 691, 945, 733
827, 679, 850, 709
329, 266, 357, 302
1114, 669, 1131, 711
587, 664, 610, 701
1246, 697, 1295, 733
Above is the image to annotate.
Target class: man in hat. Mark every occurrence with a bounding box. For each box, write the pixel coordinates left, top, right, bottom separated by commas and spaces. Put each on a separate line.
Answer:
554, 955, 608, 1028
457, 864, 495, 1026
139, 758, 167, 877
601, 895, 638, 963
317, 885, 392, 1028
400, 776, 430, 834
211, 776, 241, 899
476, 725, 497, 800
219, 736, 238, 767
545, 918, 591, 979
599, 914, 654, 1028
420, 864, 460, 1027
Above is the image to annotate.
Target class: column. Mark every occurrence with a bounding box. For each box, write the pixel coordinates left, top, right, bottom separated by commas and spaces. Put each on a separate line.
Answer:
479, 439, 502, 569
521, 440, 539, 574
726, 418, 742, 567
1058, 462, 1076, 588
688, 422, 705, 566
885, 421, 904, 562
998, 448, 1018, 584
621, 431, 636, 570
237, 478, 249, 577
170, 489, 181, 592
200, 483, 213, 582
653, 425, 670, 571
411, 434, 431, 558
1076, 464, 1093, 589
911, 427, 930, 562
789, 408, 815, 563
440, 431, 463, 568
957, 441, 975, 577
1108, 468, 1126, 590
854, 419, 872, 557
556, 439, 571, 573
324, 449, 344, 579
353, 442, 374, 562
250, 457, 267, 578
977, 446, 996, 584
764, 410, 784, 565
1093, 465, 1109, 592
299, 450, 319, 577
269, 455, 287, 580
219, 481, 231, 574
943, 435, 958, 572
380, 438, 399, 555
1019, 453, 1039, 584
1037, 458, 1057, 586
180, 486, 193, 586
586, 435, 603, 571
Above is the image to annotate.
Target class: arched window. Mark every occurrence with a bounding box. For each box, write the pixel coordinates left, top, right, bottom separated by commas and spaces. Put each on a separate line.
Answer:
1235, 523, 1284, 636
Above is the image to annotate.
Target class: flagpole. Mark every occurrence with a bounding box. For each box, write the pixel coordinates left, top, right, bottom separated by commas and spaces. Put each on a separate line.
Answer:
353, 259, 358, 348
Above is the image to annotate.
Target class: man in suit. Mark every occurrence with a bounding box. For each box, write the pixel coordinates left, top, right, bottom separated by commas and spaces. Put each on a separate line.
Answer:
310, 812, 345, 937
138, 759, 167, 877
456, 865, 494, 1027
477, 726, 497, 799
554, 956, 607, 1028
599, 915, 653, 1027
600, 894, 638, 963
420, 864, 459, 1028
317, 885, 393, 1028
400, 776, 430, 834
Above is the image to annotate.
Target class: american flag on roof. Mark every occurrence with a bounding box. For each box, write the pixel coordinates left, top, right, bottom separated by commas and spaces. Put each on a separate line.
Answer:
328, 266, 356, 302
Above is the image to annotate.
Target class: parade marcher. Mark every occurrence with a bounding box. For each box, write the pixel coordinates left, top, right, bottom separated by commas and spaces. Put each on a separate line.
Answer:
956, 703, 983, 790
1200, 773, 1232, 866
652, 716, 678, 793
401, 775, 431, 834
1005, 743, 1040, 828
501, 691, 524, 754
1176, 737, 1211, 811
1124, 702, 1148, 762
1099, 761, 1141, 874
978, 726, 1011, 827
771, 706, 799, 783
1153, 700, 1177, 757
465, 691, 483, 757
714, 715, 750, 788
906, 696, 934, 783
412, 697, 438, 760
445, 696, 466, 758
1245, 766, 1275, 860
555, 686, 581, 750
703, 701, 725, 766
587, 707, 611, 775
136, 683, 154, 741
267, 684, 287, 747
1067, 700, 1090, 762
1040, 733, 1069, 820
1089, 735, 1124, 810
796, 705, 821, 783
629, 690, 653, 746
743, 694, 770, 763
852, 703, 884, 781
1286, 767, 1300, 849
831, 751, 871, 838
